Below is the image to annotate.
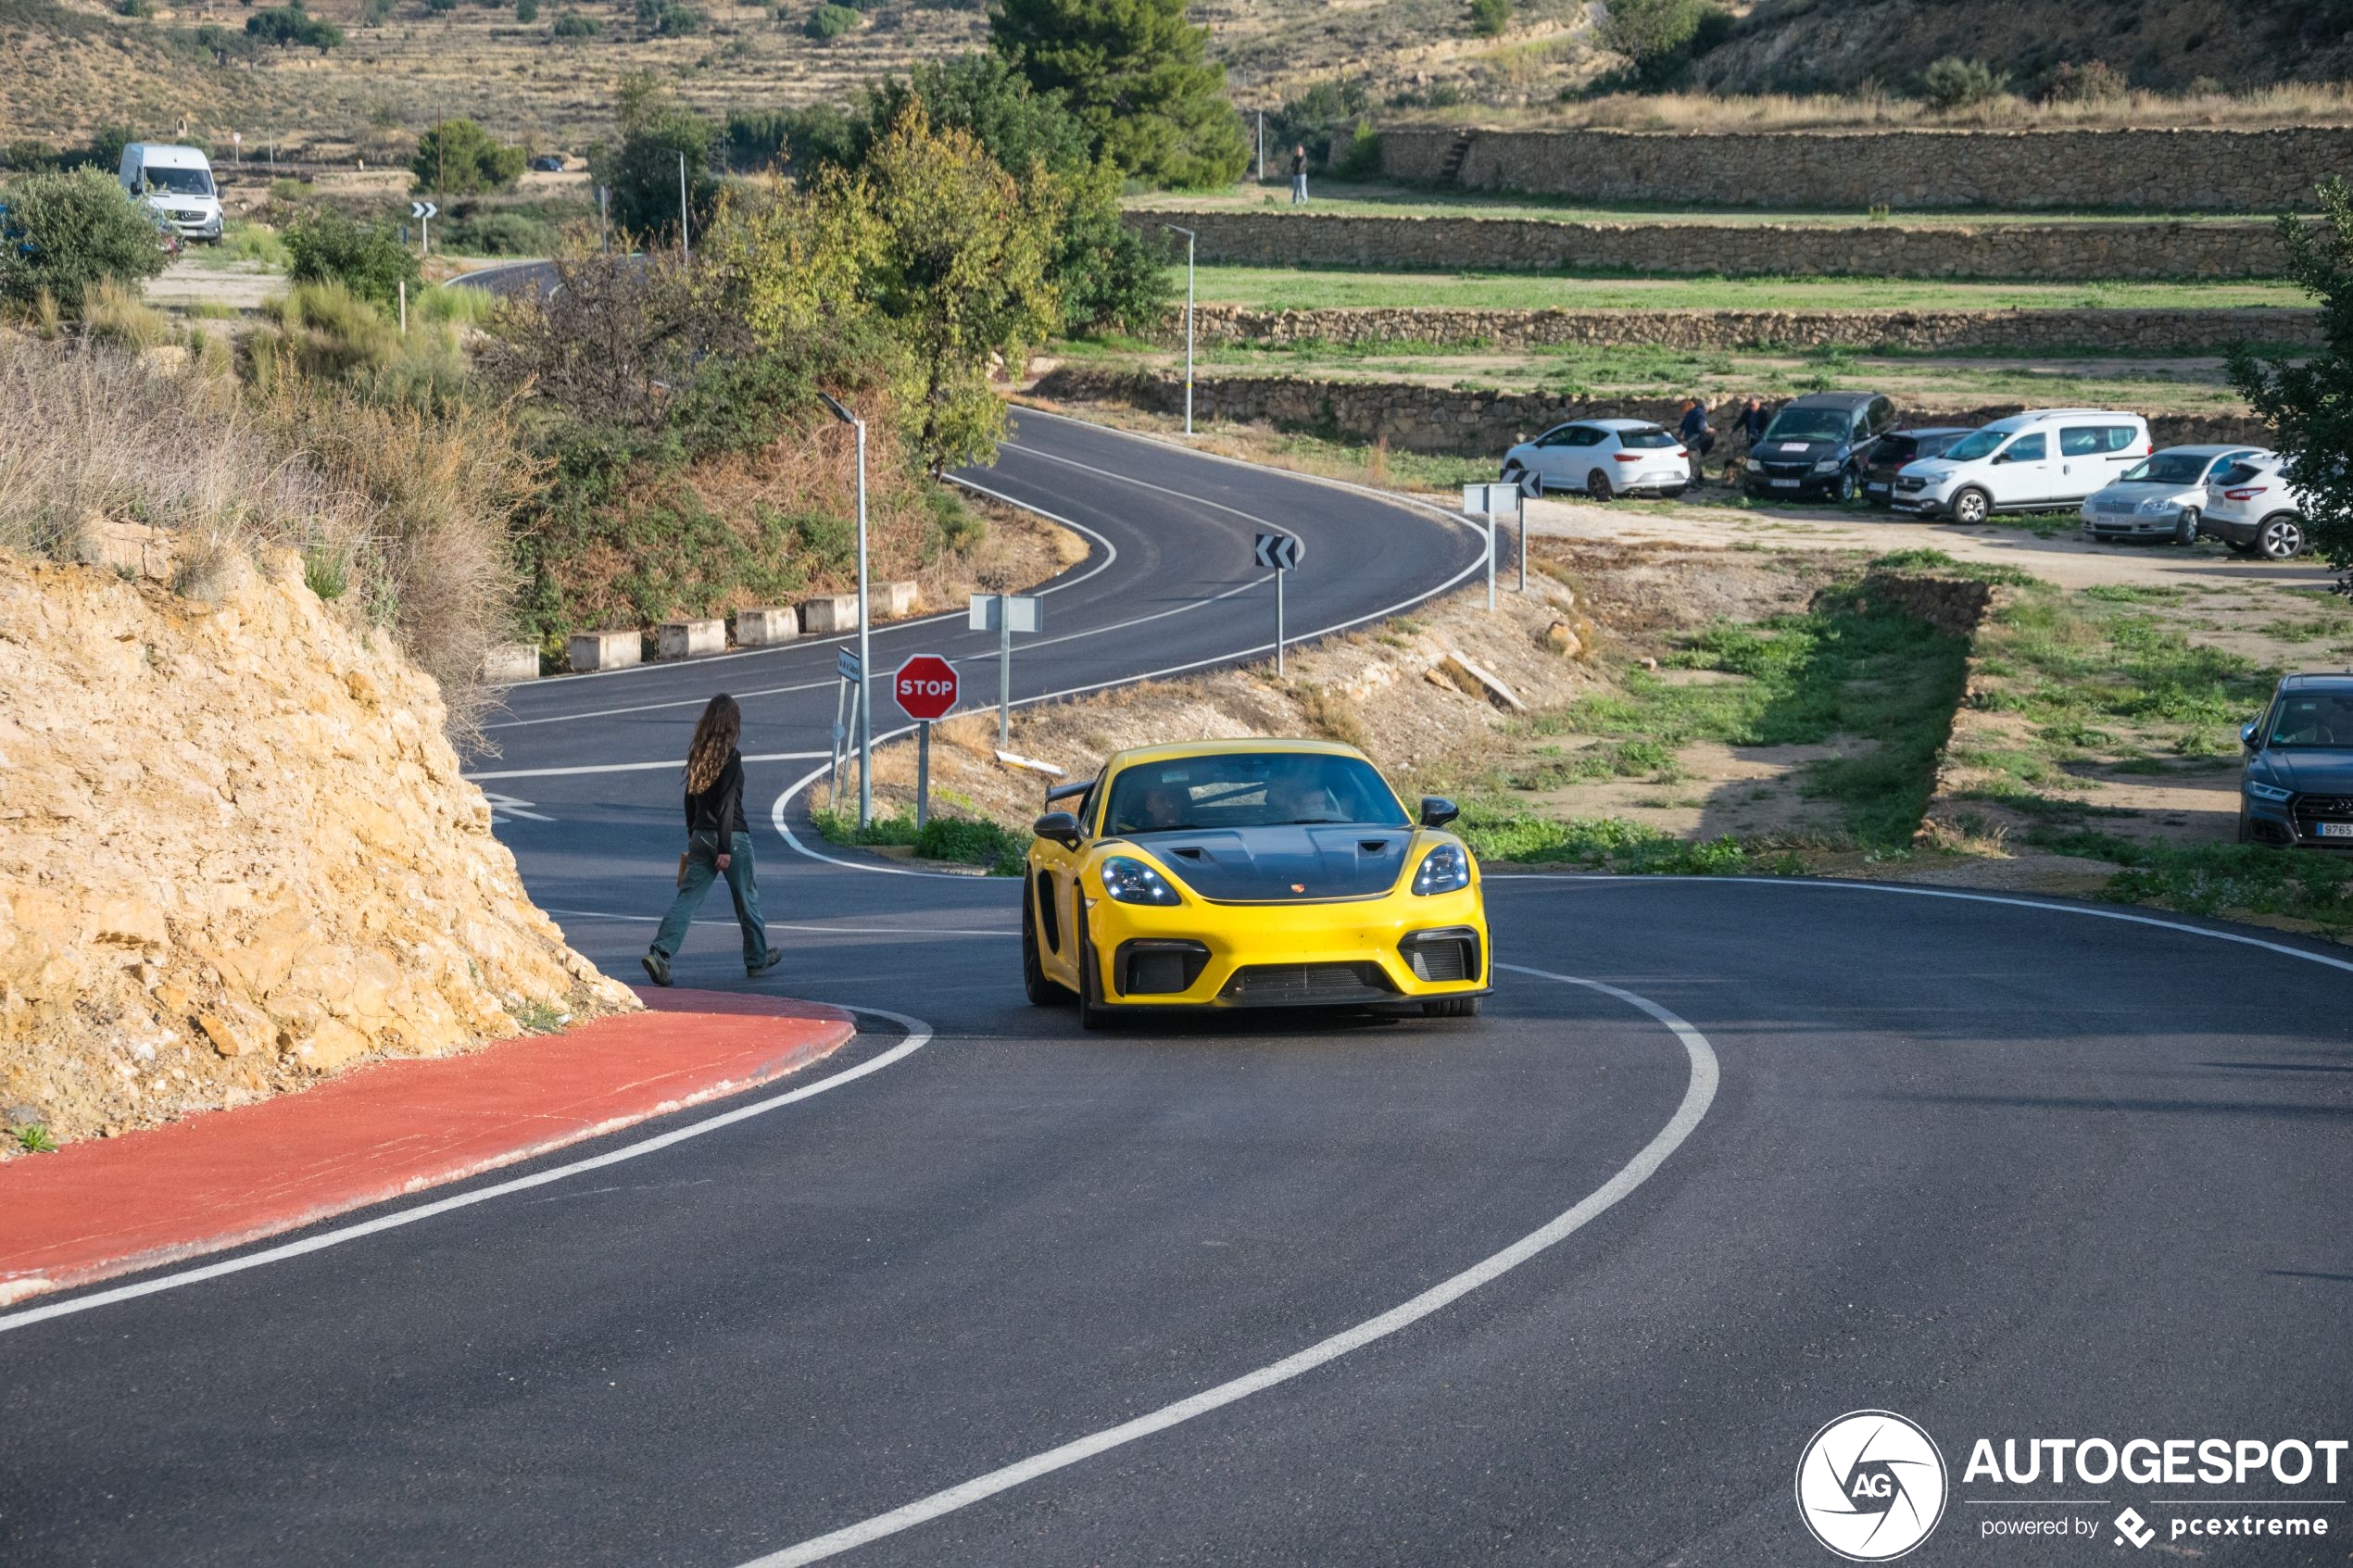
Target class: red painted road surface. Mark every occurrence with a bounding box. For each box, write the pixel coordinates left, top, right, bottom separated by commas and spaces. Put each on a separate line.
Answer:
0, 990, 856, 1304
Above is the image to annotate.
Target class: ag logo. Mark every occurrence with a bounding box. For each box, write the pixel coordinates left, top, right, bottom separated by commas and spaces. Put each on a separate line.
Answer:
1795, 1410, 1949, 1561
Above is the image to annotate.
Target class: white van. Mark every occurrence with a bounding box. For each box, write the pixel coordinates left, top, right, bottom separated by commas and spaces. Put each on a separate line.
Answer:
119, 143, 222, 244
1890, 408, 2153, 525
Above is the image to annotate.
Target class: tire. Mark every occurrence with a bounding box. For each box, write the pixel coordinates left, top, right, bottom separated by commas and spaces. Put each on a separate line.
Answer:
2172, 507, 2200, 546
1585, 469, 1614, 502
1076, 922, 1109, 1031
2259, 515, 2307, 560
1021, 887, 1068, 1006
1421, 997, 1481, 1018
1835, 470, 1859, 504
2237, 811, 2253, 846
1949, 488, 1991, 527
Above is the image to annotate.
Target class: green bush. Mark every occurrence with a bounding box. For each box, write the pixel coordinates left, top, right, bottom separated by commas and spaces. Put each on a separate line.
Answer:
803, 2, 855, 35
638, 0, 703, 30
515, 0, 538, 19
118, 0, 156, 17
1333, 121, 1381, 180
4, 141, 62, 173
1919, 56, 2007, 109
245, 4, 344, 48
1467, 0, 1509, 35
2043, 58, 2125, 103
589, 80, 720, 244
551, 8, 601, 31
0, 167, 170, 318
283, 207, 420, 307
410, 119, 527, 194
435, 208, 559, 255
1594, 0, 1723, 87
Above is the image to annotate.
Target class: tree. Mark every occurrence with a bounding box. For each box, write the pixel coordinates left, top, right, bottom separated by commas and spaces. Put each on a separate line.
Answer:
988, 0, 1247, 189
590, 76, 722, 245
804, 2, 856, 36
551, 9, 601, 33
0, 167, 170, 317
1593, 0, 1724, 89
410, 119, 527, 195
1468, 0, 1509, 37
515, 0, 539, 21
1918, 56, 2007, 110
2230, 176, 2353, 588
283, 207, 421, 308
245, 4, 344, 48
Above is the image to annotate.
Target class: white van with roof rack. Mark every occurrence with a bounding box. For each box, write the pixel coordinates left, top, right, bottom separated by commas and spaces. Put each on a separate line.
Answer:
119, 143, 222, 244
1890, 409, 2153, 525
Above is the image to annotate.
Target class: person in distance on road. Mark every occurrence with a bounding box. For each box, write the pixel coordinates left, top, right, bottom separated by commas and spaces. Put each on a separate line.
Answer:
643, 694, 783, 987
1290, 144, 1309, 205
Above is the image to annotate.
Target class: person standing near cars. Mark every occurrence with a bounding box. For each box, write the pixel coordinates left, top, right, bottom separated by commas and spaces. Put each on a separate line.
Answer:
1290, 144, 1309, 205
1680, 397, 1718, 479
644, 694, 782, 987
1741, 396, 1768, 446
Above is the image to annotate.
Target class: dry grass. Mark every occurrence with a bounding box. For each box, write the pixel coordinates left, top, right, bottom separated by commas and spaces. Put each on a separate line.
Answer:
1405, 82, 2353, 133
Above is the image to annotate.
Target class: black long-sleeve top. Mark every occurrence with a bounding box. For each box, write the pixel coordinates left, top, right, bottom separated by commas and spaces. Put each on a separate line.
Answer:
685, 749, 748, 847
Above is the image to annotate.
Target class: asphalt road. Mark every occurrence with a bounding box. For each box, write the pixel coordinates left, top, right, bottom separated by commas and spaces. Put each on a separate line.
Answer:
4, 415, 2348, 1567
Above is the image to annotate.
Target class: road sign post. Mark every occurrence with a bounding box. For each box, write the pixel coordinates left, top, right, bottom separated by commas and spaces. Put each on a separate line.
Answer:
830, 647, 861, 809
410, 200, 437, 257
1517, 486, 1528, 595
969, 595, 1040, 747
893, 654, 959, 830
1462, 483, 1520, 611
1253, 533, 1302, 674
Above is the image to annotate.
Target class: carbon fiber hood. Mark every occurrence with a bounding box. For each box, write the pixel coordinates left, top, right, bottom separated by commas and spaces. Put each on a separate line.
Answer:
1129, 825, 1414, 901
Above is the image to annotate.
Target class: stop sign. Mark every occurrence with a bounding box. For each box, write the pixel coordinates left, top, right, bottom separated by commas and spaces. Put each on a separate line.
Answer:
892, 654, 958, 721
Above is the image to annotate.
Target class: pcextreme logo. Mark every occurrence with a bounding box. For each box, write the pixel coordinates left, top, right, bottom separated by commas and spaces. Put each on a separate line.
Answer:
1796, 1410, 1952, 1562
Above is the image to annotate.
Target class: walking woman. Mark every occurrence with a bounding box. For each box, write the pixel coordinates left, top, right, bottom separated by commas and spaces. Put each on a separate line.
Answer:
644, 694, 782, 986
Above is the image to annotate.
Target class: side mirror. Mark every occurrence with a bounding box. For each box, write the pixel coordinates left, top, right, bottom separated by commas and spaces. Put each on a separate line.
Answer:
1990, 451, 2012, 465
1032, 810, 1082, 848
2241, 721, 2262, 752
1419, 796, 1459, 830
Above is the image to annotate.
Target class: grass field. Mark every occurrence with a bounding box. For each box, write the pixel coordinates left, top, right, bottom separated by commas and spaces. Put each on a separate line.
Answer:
1179, 266, 2311, 314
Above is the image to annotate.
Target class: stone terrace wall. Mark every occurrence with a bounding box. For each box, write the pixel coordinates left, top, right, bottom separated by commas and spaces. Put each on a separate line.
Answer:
1378, 126, 2353, 212
1031, 367, 2270, 457
1164, 304, 2320, 354
1124, 209, 2290, 281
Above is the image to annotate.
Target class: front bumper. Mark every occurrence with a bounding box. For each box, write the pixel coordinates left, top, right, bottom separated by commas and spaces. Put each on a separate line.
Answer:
2082, 507, 2183, 539
2246, 791, 2353, 848
1890, 485, 1951, 516
1084, 885, 1491, 1009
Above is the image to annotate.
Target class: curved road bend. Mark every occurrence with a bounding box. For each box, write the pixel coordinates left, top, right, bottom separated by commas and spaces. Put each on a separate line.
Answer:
1, 415, 2347, 1568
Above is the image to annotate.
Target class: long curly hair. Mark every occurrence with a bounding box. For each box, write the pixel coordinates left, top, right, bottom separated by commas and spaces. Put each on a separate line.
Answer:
685, 694, 741, 795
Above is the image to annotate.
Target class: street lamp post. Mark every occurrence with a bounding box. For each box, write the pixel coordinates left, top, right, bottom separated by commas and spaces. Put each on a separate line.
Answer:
820, 393, 873, 829
677, 151, 691, 260
1162, 224, 1196, 437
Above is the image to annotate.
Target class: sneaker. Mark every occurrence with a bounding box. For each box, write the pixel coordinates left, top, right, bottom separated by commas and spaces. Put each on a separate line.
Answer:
746, 948, 783, 979
641, 950, 672, 988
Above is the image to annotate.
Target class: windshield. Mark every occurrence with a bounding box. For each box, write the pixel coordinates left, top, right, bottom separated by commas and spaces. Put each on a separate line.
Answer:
1617, 427, 1677, 449
1944, 427, 2009, 462
2266, 693, 2353, 748
2121, 453, 2215, 484
1103, 751, 1409, 834
1761, 408, 1850, 443
142, 167, 215, 197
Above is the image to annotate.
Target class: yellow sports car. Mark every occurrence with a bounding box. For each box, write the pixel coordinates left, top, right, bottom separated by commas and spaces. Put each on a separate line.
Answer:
1021, 739, 1490, 1027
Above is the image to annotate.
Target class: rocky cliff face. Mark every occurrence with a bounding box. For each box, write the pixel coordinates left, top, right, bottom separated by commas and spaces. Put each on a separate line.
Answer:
0, 548, 637, 1148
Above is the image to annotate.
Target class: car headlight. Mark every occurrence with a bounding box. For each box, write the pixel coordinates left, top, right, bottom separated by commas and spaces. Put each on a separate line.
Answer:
1412, 843, 1471, 896
1101, 855, 1181, 905
2138, 497, 2174, 514
2246, 779, 2293, 803
1812, 458, 1840, 474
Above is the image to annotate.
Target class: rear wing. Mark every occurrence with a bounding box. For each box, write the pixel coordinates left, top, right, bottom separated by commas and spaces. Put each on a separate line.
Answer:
1044, 778, 1091, 805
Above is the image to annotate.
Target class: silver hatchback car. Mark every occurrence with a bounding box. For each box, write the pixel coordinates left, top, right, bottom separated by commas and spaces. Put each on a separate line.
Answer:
2080, 445, 2264, 546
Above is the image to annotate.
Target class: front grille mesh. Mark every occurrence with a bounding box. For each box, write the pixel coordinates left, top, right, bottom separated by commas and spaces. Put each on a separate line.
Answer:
1220, 962, 1396, 1005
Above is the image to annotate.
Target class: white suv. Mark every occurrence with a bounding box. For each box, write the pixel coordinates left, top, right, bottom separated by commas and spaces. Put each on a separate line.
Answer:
1501, 418, 1691, 501
2202, 453, 2313, 560
1891, 409, 2153, 524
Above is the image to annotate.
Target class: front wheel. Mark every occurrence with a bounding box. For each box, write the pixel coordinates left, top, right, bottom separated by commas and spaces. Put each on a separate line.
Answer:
1835, 470, 1859, 504
2259, 515, 2307, 560
1949, 488, 1991, 526
1422, 997, 1481, 1018
2172, 507, 2200, 546
1585, 469, 1614, 502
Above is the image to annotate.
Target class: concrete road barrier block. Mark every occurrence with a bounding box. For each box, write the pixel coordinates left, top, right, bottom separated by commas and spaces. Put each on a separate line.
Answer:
482, 642, 541, 684
568, 630, 642, 672
878, 580, 921, 619
798, 594, 860, 634
734, 607, 799, 646
657, 619, 725, 659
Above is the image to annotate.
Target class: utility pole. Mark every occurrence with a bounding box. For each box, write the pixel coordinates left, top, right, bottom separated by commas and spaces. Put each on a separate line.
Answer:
1163, 224, 1196, 437
1256, 109, 1265, 182
677, 150, 691, 260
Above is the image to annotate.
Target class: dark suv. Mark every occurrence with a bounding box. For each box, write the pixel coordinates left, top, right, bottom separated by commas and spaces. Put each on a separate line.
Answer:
1859, 427, 1973, 508
2240, 673, 2353, 847
1743, 392, 1899, 503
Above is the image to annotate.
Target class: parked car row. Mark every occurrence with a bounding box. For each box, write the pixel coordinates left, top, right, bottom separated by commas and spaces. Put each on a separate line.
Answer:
1498, 393, 2318, 561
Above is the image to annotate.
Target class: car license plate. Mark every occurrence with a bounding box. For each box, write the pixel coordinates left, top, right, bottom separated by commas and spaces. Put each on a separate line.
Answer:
2319, 822, 2353, 838
1770, 478, 1800, 488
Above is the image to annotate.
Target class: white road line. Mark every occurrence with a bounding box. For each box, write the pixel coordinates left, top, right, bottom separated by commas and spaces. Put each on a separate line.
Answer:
1494, 873, 2353, 976
733, 966, 1718, 1568
484, 678, 837, 731
545, 907, 1014, 938
0, 1009, 937, 1335
464, 750, 827, 783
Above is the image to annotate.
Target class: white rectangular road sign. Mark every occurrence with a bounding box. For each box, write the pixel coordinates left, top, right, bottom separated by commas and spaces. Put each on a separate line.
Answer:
968, 594, 1041, 634
837, 648, 861, 682
1463, 482, 1519, 516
